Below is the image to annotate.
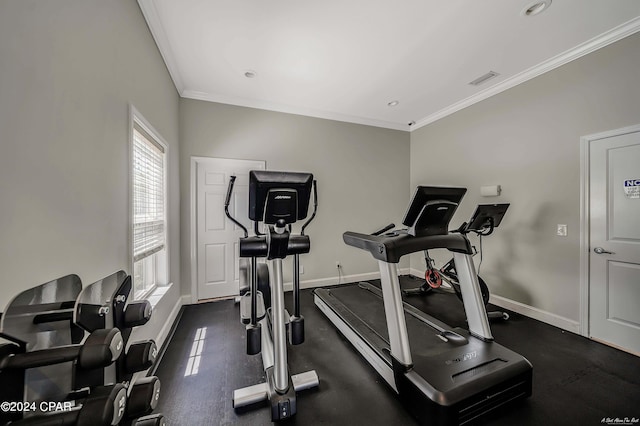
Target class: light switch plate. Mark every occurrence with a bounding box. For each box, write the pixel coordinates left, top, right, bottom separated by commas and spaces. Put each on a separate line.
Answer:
557, 224, 568, 237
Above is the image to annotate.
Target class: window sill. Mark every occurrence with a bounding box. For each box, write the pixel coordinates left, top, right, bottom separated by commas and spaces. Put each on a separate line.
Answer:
140, 283, 173, 308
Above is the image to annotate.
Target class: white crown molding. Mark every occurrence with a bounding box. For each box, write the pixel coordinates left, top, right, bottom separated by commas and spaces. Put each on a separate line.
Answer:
138, 0, 185, 94
139, 1, 640, 133
410, 16, 640, 132
182, 89, 410, 131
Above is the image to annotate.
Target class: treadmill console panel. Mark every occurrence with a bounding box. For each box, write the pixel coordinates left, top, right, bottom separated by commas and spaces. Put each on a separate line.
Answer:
343, 186, 472, 262
403, 186, 466, 237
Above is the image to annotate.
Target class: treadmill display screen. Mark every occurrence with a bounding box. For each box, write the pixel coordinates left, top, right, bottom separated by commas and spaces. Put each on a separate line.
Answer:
402, 186, 467, 236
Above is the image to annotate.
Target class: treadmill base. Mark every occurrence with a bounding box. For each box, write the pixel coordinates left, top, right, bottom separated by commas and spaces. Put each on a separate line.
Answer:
314, 286, 532, 425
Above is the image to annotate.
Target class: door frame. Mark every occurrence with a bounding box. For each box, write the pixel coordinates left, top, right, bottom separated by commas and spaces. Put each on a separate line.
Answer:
190, 156, 266, 304
579, 123, 640, 337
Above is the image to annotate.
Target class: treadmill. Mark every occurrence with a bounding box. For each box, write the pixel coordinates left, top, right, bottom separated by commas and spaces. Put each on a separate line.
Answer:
314, 186, 532, 425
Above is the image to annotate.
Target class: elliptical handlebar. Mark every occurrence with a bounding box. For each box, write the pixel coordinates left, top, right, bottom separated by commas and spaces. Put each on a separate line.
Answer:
224, 176, 236, 207
224, 176, 249, 238
300, 180, 318, 236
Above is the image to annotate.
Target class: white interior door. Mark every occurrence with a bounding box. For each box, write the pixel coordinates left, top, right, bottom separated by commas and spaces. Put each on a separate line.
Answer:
194, 158, 265, 301
589, 128, 640, 355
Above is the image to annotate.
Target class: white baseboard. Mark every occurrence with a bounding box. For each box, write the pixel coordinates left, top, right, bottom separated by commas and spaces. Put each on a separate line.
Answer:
489, 294, 581, 334
283, 268, 411, 292
408, 270, 582, 334
154, 294, 184, 349
184, 268, 582, 334
410, 268, 423, 278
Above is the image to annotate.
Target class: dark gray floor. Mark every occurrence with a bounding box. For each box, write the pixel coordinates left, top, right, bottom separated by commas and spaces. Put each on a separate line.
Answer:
153, 276, 640, 425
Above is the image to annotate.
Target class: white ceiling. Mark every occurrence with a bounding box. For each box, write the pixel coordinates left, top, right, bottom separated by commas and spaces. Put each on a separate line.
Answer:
139, 0, 640, 131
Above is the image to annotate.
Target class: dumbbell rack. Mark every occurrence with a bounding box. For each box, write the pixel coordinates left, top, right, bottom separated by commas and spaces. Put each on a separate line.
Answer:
74, 270, 164, 426
0, 271, 165, 426
0, 274, 127, 425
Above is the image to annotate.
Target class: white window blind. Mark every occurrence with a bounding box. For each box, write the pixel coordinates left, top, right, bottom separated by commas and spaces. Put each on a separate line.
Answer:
132, 123, 166, 263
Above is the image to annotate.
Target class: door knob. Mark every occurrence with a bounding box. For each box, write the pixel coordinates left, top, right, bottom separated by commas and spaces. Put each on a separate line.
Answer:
593, 247, 614, 255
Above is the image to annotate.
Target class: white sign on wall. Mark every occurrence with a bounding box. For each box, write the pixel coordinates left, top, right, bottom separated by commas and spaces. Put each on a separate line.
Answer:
624, 179, 640, 199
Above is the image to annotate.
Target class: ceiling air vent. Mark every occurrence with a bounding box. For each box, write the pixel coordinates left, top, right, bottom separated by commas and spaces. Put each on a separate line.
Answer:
468, 71, 500, 86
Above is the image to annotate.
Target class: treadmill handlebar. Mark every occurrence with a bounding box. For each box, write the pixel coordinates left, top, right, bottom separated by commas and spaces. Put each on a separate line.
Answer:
372, 223, 395, 236
343, 230, 472, 263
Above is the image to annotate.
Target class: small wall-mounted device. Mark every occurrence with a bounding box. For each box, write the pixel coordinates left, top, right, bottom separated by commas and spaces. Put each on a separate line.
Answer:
480, 185, 501, 197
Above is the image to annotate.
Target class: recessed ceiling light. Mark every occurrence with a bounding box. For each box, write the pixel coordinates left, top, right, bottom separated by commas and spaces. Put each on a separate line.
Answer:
522, 0, 552, 16
387, 100, 399, 107
244, 70, 257, 78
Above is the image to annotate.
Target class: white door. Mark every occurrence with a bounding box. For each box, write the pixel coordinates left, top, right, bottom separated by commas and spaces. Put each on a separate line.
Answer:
193, 158, 265, 301
589, 127, 640, 355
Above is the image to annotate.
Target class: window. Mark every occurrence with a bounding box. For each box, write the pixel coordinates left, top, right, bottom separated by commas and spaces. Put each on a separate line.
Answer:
131, 109, 168, 299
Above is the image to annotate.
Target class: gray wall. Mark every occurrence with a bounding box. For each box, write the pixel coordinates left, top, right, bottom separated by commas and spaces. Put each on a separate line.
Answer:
0, 0, 181, 344
3, 0, 636, 338
410, 33, 640, 322
180, 99, 410, 297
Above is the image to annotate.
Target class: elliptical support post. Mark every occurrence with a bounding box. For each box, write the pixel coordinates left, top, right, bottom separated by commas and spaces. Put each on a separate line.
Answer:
290, 254, 305, 345
269, 258, 289, 393
245, 256, 261, 356
251, 257, 258, 325
293, 255, 301, 318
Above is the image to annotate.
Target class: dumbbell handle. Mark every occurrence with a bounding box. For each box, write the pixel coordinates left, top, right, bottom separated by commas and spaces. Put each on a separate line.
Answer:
0, 329, 123, 371
0, 345, 81, 370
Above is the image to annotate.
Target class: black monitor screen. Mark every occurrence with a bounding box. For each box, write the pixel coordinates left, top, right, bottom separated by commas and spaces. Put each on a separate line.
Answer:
402, 186, 467, 236
249, 170, 313, 224
466, 204, 510, 231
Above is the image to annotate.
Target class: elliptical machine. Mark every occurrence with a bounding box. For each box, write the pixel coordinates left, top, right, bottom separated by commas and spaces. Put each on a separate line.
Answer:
224, 170, 319, 422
